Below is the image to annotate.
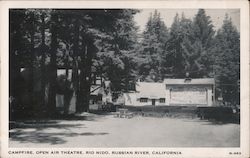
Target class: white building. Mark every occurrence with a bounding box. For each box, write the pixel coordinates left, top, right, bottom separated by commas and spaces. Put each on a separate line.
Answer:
124, 78, 215, 107
124, 82, 166, 106
56, 69, 112, 112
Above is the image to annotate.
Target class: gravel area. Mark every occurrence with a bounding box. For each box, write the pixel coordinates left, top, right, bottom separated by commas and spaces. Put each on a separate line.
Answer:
9, 115, 240, 147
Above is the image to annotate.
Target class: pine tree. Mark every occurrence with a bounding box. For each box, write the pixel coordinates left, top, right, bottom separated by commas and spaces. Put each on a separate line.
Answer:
213, 14, 240, 105
10, 9, 54, 117
95, 9, 139, 95
48, 10, 59, 115
9, 10, 29, 118
181, 9, 215, 78
165, 13, 192, 78
139, 10, 169, 82
9, 10, 27, 98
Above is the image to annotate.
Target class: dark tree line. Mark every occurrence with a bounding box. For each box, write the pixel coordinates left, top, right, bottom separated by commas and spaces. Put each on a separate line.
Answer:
10, 9, 139, 117
9, 9, 240, 118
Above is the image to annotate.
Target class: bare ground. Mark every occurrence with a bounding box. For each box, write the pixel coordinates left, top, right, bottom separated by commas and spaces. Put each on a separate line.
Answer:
9, 115, 240, 147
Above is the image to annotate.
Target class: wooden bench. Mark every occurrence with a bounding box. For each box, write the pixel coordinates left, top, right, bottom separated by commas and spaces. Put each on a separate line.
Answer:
115, 108, 133, 119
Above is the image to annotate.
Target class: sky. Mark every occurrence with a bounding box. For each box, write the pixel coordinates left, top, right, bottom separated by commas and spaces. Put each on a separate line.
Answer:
134, 9, 240, 33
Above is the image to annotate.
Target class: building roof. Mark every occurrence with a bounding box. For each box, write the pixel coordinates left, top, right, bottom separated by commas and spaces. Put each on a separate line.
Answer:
90, 85, 103, 95
164, 78, 215, 85
136, 82, 165, 99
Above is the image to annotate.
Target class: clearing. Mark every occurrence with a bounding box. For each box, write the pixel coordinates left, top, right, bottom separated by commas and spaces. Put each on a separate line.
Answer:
9, 114, 240, 147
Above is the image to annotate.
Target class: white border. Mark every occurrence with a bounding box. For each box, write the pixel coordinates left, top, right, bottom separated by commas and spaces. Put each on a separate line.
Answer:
1, 1, 249, 158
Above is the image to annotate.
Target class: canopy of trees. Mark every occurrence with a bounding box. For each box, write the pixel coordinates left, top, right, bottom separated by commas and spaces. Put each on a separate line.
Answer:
9, 9, 240, 118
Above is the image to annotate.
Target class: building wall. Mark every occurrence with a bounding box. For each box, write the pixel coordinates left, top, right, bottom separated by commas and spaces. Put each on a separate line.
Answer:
156, 99, 166, 106
137, 98, 166, 106
124, 84, 214, 107
124, 93, 166, 106
136, 98, 152, 106
124, 92, 137, 106
166, 85, 213, 106
207, 88, 213, 106
102, 92, 112, 104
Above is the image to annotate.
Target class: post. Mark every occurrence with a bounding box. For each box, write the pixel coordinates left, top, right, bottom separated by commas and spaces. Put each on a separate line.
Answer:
213, 80, 216, 105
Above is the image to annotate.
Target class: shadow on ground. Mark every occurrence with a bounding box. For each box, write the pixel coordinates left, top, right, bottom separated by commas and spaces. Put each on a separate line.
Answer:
182, 117, 240, 125
9, 118, 109, 146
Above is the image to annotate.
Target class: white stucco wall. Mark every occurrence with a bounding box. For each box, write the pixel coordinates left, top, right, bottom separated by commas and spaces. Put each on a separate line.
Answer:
124, 93, 166, 106
136, 98, 152, 106
124, 84, 214, 107
166, 85, 213, 106
156, 100, 166, 106
165, 87, 170, 105
207, 88, 213, 106
137, 99, 166, 106
124, 92, 137, 106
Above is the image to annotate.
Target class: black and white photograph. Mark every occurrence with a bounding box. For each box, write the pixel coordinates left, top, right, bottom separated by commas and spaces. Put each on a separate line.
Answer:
1, 1, 249, 158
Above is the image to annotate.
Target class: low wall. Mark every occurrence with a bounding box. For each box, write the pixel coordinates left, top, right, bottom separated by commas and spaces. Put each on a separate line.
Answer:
122, 105, 197, 118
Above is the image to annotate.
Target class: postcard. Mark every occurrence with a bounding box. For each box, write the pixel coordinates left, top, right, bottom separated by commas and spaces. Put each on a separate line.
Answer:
1, 1, 249, 157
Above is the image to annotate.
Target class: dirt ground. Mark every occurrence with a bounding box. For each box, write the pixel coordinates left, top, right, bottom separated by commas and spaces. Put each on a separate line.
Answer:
9, 114, 240, 147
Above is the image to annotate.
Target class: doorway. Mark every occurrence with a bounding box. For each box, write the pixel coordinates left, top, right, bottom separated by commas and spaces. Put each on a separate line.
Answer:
152, 99, 156, 106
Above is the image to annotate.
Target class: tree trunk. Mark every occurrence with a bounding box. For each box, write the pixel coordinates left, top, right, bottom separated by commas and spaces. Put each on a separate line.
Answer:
84, 41, 95, 112
72, 18, 81, 113
78, 44, 86, 113
40, 12, 46, 112
48, 11, 58, 116
79, 44, 88, 113
78, 38, 95, 113
63, 49, 70, 115
28, 13, 35, 109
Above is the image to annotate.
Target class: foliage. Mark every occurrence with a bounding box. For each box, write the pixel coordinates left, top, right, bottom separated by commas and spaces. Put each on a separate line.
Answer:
213, 14, 240, 104
138, 10, 169, 82
95, 9, 140, 93
9, 9, 240, 118
181, 9, 215, 78
164, 13, 192, 78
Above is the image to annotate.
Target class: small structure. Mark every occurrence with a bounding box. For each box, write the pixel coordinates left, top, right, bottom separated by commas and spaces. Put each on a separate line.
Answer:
164, 78, 215, 106
124, 82, 166, 106
56, 69, 112, 112
124, 78, 215, 107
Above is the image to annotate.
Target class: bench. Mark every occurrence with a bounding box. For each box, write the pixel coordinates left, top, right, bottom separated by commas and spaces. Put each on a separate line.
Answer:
115, 108, 133, 119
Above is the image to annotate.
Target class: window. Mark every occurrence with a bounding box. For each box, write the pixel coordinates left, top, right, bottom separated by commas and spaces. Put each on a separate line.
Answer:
160, 98, 165, 103
140, 98, 148, 103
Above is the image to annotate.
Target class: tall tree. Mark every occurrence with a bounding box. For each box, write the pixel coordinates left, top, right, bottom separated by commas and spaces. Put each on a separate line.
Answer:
181, 9, 215, 78
213, 14, 240, 105
165, 13, 192, 78
48, 10, 59, 115
77, 10, 119, 112
139, 10, 169, 81
34, 10, 51, 113
9, 10, 26, 99
10, 9, 52, 117
95, 9, 139, 96
9, 10, 29, 119
23, 10, 37, 109
43, 9, 139, 113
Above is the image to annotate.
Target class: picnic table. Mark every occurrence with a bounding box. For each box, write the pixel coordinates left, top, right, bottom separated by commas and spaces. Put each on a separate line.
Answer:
115, 108, 133, 119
